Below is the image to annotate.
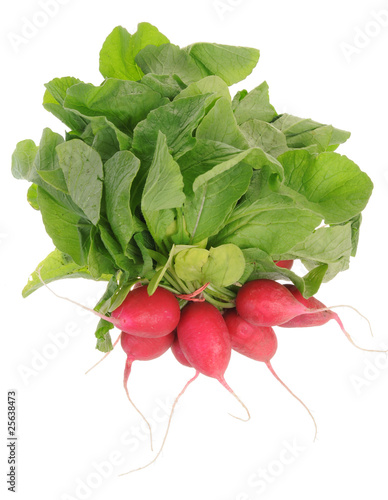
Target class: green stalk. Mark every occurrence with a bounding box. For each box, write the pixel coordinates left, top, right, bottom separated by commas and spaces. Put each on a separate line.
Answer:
168, 269, 193, 294
208, 284, 236, 299
206, 285, 235, 302
163, 272, 184, 294
203, 292, 235, 310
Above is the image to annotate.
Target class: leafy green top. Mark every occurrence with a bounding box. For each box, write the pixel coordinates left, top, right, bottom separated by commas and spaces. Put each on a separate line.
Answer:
12, 22, 373, 352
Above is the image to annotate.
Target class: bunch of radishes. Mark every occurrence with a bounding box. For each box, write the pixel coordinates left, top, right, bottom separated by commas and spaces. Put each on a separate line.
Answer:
93, 267, 379, 473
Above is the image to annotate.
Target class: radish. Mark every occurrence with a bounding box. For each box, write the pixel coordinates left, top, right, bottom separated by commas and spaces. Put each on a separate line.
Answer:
236, 279, 308, 327
279, 285, 380, 353
111, 286, 181, 338
275, 260, 294, 270
171, 335, 193, 367
120, 331, 174, 450
177, 301, 250, 419
224, 309, 317, 439
37, 273, 180, 338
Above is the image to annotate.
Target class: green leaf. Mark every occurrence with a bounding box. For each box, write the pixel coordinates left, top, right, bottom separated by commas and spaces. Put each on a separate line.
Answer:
12, 132, 85, 216
240, 119, 288, 157
22, 249, 101, 298
196, 97, 248, 149
133, 93, 214, 163
142, 132, 185, 211
241, 248, 328, 298
132, 94, 214, 205
56, 139, 103, 225
94, 319, 114, 353
37, 187, 91, 265
64, 80, 168, 135
141, 74, 184, 100
213, 167, 321, 253
178, 139, 243, 192
192, 147, 282, 192
134, 232, 154, 279
104, 151, 140, 251
80, 116, 131, 153
98, 223, 142, 275
146, 245, 177, 296
185, 162, 253, 243
94, 278, 139, 316
278, 150, 374, 224
287, 224, 353, 264
99, 23, 169, 80
202, 244, 245, 286
91, 125, 120, 162
187, 43, 260, 85
88, 230, 117, 279
233, 82, 277, 125
34, 128, 68, 192
136, 43, 205, 84
174, 247, 210, 282
11, 139, 39, 180
43, 77, 89, 131
27, 184, 39, 210
175, 75, 231, 101
142, 132, 185, 246
272, 114, 350, 151
215, 202, 321, 254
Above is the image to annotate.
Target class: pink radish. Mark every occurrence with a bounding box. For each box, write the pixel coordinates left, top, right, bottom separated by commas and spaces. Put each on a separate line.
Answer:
177, 302, 249, 419
111, 286, 181, 338
121, 331, 175, 450
171, 335, 193, 367
281, 285, 333, 328
224, 309, 317, 439
279, 285, 380, 353
275, 260, 294, 270
236, 279, 308, 326
37, 273, 180, 339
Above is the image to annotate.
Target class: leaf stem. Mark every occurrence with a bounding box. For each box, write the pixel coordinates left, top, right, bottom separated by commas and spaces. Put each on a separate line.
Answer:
202, 292, 235, 309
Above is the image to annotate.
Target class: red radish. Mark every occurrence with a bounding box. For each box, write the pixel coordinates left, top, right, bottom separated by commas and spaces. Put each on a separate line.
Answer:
275, 260, 294, 270
171, 335, 192, 367
224, 309, 317, 439
121, 331, 175, 450
281, 285, 333, 328
280, 285, 380, 353
111, 286, 181, 338
177, 301, 249, 419
236, 279, 308, 326
37, 274, 180, 339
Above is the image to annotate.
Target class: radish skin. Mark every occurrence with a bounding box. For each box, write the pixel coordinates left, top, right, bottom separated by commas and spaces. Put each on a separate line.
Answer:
112, 286, 181, 338
236, 279, 307, 326
177, 302, 250, 421
275, 260, 294, 270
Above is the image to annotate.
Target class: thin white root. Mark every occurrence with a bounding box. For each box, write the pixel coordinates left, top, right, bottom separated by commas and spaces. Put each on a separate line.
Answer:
219, 377, 251, 422
326, 304, 374, 338
85, 333, 122, 375
308, 306, 386, 354
36, 268, 119, 327
119, 371, 200, 476
123, 359, 153, 452
266, 361, 317, 441
124, 385, 154, 452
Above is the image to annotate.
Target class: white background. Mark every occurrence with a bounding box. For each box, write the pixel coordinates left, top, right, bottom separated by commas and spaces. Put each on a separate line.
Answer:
2, 1, 388, 499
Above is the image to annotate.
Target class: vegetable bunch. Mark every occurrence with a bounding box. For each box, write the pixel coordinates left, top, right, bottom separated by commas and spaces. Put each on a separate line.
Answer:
12, 22, 373, 356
